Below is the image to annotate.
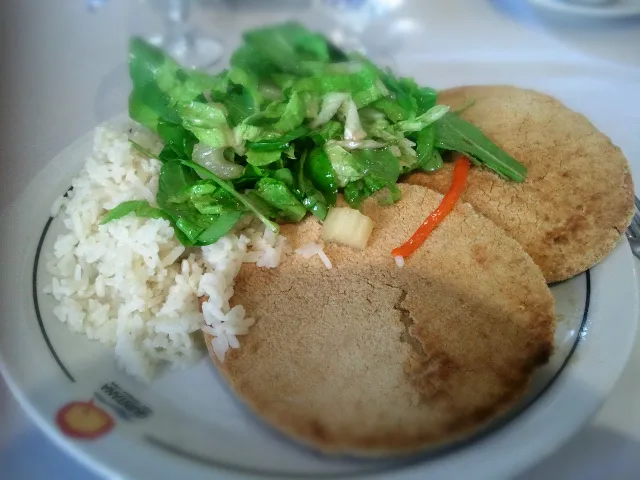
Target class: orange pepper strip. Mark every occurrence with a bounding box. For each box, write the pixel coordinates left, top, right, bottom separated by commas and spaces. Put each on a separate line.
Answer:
392, 155, 471, 259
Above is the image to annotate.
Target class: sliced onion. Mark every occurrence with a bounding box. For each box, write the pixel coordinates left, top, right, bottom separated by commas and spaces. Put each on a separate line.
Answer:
321, 207, 374, 251
232, 129, 246, 156
389, 145, 402, 157
359, 107, 386, 121
311, 92, 349, 127
192, 143, 244, 180
342, 99, 367, 141
398, 105, 451, 132
399, 138, 417, 157
259, 83, 283, 101
305, 96, 319, 119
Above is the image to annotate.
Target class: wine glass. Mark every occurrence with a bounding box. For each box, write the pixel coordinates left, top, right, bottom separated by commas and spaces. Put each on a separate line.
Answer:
87, 0, 223, 69
146, 0, 223, 69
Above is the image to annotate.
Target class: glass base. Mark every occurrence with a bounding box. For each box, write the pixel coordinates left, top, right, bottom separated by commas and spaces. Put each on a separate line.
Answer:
148, 32, 223, 70
328, 29, 395, 69
328, 29, 367, 55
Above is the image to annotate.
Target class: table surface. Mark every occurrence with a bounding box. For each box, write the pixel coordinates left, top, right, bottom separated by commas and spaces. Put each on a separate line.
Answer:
1, 0, 640, 478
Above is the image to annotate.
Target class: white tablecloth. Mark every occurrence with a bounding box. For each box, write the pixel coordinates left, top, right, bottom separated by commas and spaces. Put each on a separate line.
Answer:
1, 0, 640, 478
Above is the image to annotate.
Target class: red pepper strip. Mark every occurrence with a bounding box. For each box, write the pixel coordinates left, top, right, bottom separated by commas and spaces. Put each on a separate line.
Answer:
392, 155, 471, 258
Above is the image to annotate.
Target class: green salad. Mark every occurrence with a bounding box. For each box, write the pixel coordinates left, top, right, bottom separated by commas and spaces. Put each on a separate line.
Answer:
105, 22, 526, 246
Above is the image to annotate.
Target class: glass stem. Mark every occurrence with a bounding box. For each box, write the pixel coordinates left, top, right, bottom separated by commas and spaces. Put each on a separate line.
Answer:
164, 0, 191, 49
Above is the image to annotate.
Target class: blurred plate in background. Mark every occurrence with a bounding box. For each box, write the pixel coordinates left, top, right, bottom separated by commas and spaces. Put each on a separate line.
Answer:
528, 0, 640, 18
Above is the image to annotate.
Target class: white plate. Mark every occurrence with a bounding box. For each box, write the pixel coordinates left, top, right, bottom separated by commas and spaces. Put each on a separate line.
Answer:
528, 0, 640, 18
0, 83, 639, 479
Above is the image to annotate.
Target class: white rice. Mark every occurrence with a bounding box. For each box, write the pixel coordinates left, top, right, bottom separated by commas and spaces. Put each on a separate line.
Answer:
295, 242, 333, 269
46, 124, 287, 381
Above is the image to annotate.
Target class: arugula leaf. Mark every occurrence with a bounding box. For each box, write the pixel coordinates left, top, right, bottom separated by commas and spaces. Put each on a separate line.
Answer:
158, 144, 180, 163
192, 188, 244, 214
129, 89, 162, 132
232, 164, 267, 190
434, 112, 527, 182
306, 147, 338, 205
195, 211, 245, 244
255, 177, 306, 222
156, 162, 208, 242
309, 120, 342, 145
167, 181, 216, 204
181, 160, 280, 233
156, 162, 246, 244
296, 151, 328, 220
129, 139, 155, 158
272, 168, 295, 187
100, 200, 167, 224
423, 149, 444, 172
128, 83, 179, 132
244, 190, 279, 219
157, 119, 197, 160
246, 125, 310, 151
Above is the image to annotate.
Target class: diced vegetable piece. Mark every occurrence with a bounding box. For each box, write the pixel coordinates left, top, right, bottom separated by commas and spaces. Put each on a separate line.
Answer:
321, 207, 374, 251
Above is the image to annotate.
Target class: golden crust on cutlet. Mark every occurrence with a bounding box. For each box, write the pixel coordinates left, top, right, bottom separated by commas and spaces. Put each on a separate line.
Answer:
405, 85, 634, 283
205, 184, 555, 456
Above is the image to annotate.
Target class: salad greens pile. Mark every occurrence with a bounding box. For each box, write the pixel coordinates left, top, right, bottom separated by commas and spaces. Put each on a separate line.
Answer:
107, 22, 527, 246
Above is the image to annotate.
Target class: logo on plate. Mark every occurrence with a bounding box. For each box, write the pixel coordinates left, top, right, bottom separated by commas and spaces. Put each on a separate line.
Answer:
55, 399, 115, 440
94, 381, 153, 421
